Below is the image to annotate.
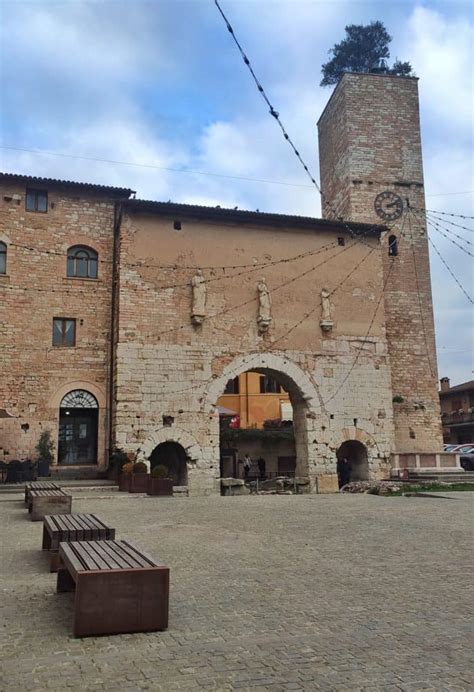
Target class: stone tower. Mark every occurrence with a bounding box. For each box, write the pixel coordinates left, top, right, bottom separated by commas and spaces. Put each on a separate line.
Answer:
317, 72, 443, 452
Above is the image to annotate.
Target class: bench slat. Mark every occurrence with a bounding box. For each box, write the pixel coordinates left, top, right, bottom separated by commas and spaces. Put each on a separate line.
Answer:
121, 540, 166, 568
86, 541, 129, 569
59, 542, 85, 576
106, 541, 154, 569
60, 540, 162, 573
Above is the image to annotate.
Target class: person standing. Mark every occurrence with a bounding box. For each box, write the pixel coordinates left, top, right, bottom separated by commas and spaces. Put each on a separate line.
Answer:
243, 454, 252, 480
337, 456, 351, 488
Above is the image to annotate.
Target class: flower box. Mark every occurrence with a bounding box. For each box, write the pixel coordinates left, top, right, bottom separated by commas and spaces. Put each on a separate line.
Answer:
119, 473, 131, 492
147, 478, 173, 496
128, 473, 150, 493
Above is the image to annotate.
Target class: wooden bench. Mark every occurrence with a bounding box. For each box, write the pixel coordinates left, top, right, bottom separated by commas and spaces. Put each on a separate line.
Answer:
57, 540, 169, 637
28, 489, 72, 521
42, 513, 116, 571
25, 481, 60, 505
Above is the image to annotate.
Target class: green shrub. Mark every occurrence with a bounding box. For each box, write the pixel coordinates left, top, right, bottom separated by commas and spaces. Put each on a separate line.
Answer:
133, 461, 148, 474
109, 448, 128, 472
151, 464, 169, 479
36, 430, 54, 463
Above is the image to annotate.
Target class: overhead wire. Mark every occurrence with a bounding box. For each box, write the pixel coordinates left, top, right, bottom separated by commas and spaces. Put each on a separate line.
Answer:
410, 209, 473, 305
424, 217, 473, 257
424, 211, 474, 234
1, 143, 471, 199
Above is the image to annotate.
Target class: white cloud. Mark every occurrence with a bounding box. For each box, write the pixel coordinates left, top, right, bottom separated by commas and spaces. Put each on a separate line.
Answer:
1, 0, 473, 382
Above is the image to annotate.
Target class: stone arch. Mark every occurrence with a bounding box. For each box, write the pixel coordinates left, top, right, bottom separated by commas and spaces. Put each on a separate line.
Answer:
339, 426, 380, 452
137, 429, 202, 469
204, 352, 321, 411
49, 381, 106, 410
205, 352, 323, 483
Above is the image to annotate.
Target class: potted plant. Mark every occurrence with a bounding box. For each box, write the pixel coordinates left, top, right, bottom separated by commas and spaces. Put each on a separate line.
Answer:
148, 464, 173, 496
108, 448, 129, 481
119, 462, 134, 491
128, 461, 150, 493
36, 430, 54, 477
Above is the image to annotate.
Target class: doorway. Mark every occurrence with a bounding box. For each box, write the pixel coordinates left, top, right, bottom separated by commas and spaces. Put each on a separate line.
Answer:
336, 440, 369, 483
58, 390, 98, 465
150, 441, 188, 486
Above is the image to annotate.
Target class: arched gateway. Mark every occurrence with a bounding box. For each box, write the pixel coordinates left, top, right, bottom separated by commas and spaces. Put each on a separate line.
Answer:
205, 352, 325, 488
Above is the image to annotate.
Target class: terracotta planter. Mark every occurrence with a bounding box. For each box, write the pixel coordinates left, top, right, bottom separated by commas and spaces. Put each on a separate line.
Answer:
147, 478, 173, 496
129, 473, 150, 493
119, 473, 131, 492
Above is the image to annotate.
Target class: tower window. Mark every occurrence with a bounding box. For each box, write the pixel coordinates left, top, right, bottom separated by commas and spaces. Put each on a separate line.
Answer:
67, 245, 98, 278
388, 235, 398, 257
26, 189, 48, 213
0, 242, 6, 274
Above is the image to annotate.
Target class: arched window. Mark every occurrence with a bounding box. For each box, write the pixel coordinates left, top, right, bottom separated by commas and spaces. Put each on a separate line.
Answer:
0, 242, 6, 274
388, 235, 398, 257
60, 390, 98, 408
67, 245, 98, 278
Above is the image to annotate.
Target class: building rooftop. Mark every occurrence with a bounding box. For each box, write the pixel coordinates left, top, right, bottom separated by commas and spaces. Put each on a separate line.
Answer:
440, 380, 474, 395
124, 199, 385, 236
0, 172, 135, 197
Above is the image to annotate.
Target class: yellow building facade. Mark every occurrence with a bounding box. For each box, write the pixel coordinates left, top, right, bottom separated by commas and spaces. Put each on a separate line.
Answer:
217, 372, 291, 429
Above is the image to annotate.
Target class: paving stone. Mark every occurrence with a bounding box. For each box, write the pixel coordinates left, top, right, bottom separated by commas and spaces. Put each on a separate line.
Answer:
0, 493, 472, 691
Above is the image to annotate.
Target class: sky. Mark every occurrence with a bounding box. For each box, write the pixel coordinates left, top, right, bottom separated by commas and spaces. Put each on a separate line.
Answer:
0, 0, 473, 385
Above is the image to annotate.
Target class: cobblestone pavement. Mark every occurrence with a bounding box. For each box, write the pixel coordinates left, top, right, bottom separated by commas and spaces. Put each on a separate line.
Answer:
0, 491, 472, 691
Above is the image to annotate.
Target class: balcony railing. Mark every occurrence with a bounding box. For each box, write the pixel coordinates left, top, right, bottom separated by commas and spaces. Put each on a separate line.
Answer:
441, 411, 474, 426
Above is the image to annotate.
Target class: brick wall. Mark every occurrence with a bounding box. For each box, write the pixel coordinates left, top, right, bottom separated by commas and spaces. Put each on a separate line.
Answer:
0, 179, 117, 468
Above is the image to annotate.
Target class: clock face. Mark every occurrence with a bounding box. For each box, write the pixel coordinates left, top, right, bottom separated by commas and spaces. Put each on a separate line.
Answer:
374, 191, 404, 222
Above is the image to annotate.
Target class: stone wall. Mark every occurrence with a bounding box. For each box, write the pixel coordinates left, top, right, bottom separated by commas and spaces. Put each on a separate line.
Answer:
114, 207, 394, 494
318, 73, 443, 453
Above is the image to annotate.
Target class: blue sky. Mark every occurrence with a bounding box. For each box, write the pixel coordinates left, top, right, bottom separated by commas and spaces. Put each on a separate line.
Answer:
1, 0, 472, 384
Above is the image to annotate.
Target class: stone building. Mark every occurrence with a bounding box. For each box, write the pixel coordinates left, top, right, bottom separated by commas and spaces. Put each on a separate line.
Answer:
0, 73, 452, 493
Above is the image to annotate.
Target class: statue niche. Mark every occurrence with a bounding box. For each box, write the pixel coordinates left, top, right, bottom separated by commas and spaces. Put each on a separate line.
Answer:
320, 287, 334, 332
257, 278, 272, 334
191, 269, 207, 325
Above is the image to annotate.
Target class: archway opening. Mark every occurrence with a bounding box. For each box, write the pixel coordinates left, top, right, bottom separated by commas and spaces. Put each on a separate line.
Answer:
58, 390, 98, 465
150, 442, 188, 486
336, 440, 369, 486
217, 367, 309, 482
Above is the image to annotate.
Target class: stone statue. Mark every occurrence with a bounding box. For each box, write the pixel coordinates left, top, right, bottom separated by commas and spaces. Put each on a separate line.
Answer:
191, 269, 206, 325
257, 278, 272, 333
320, 287, 333, 332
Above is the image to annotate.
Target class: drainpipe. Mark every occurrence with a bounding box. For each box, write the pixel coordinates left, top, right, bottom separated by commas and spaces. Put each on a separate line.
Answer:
107, 201, 123, 465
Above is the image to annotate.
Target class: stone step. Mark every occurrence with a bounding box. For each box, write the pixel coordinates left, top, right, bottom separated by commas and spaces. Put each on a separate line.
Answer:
407, 471, 474, 483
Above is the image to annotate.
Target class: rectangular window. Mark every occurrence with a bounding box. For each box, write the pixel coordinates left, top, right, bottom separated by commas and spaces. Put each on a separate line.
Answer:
53, 318, 76, 347
260, 376, 282, 394
224, 376, 240, 394
26, 189, 48, 213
